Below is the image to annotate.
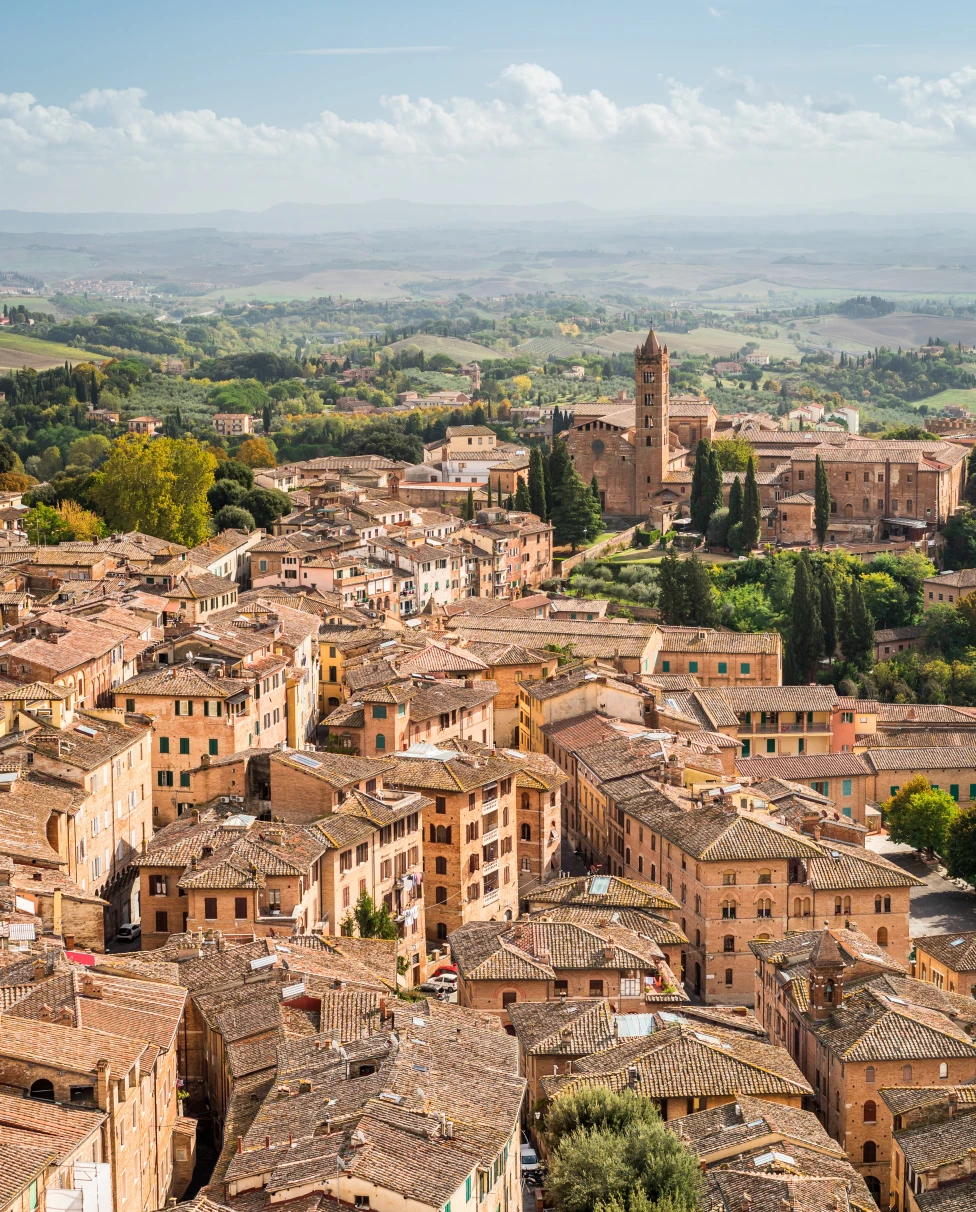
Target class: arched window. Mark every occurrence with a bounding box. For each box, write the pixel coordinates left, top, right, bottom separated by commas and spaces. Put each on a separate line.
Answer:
843, 896, 851, 914
521, 793, 530, 811
435, 856, 447, 875
884, 896, 891, 912
650, 863, 656, 881
434, 825, 451, 844
695, 929, 701, 947
375, 733, 386, 750
834, 896, 842, 915
725, 968, 733, 986
825, 979, 835, 1003
436, 922, 448, 940
501, 991, 517, 1008
865, 1178, 881, 1204
865, 1066, 875, 1084
875, 896, 882, 913
803, 898, 811, 916
520, 823, 531, 841
877, 926, 888, 947
435, 886, 447, 904
626, 847, 631, 865
637, 856, 644, 874
721, 899, 737, 919
29, 1079, 54, 1101
863, 1101, 877, 1123
902, 1064, 912, 1082
757, 897, 772, 919
863, 1141, 877, 1164
666, 874, 673, 892
723, 935, 735, 952
793, 898, 802, 917
940, 1062, 949, 1079
502, 806, 509, 827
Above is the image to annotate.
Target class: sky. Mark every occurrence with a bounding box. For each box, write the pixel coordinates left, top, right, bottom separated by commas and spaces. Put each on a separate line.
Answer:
6, 0, 976, 215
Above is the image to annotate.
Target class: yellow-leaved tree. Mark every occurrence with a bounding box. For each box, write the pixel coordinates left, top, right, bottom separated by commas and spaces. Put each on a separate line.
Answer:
56, 500, 105, 540
89, 436, 216, 547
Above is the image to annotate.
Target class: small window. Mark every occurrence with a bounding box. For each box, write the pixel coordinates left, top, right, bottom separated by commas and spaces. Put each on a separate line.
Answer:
179, 772, 190, 788
688, 661, 698, 674
661, 660, 670, 673
842, 779, 852, 797
205, 897, 218, 920
717, 661, 727, 674
372, 704, 388, 719
234, 896, 247, 919
740, 662, 750, 675
179, 738, 190, 755
863, 1100, 877, 1123
158, 737, 170, 754
209, 739, 219, 756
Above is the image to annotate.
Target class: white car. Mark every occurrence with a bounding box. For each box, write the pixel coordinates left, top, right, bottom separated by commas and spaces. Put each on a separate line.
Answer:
520, 1142, 539, 1175
116, 923, 141, 942
419, 975, 457, 996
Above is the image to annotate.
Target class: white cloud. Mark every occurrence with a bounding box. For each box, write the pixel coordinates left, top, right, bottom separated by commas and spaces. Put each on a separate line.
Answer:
3, 64, 976, 208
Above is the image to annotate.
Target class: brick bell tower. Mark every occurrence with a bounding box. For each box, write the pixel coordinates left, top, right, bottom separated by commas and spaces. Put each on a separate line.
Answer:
634, 327, 670, 509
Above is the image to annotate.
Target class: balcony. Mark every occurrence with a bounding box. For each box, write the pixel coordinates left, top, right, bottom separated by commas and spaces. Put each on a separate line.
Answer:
482, 859, 499, 876
738, 721, 831, 735
483, 887, 500, 906
482, 798, 497, 816
482, 827, 499, 846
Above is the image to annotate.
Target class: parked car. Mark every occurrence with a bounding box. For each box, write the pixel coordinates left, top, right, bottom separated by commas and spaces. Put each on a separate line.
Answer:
116, 923, 141, 942
520, 1139, 539, 1175
432, 963, 458, 978
418, 975, 457, 996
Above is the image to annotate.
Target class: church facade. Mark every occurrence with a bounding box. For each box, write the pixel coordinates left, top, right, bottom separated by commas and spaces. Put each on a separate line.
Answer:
565, 327, 968, 541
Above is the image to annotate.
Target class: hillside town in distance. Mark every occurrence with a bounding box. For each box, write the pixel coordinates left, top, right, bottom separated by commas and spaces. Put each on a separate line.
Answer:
3, 328, 976, 1212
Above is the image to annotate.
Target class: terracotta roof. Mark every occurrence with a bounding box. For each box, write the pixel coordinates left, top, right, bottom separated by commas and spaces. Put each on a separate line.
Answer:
525, 906, 688, 948
543, 1023, 811, 1101
913, 931, 976, 972
527, 873, 679, 911
814, 986, 976, 1063
721, 685, 838, 712
737, 752, 870, 780
896, 1112, 976, 1174
541, 710, 640, 752
270, 749, 396, 788
657, 627, 781, 655
862, 745, 976, 772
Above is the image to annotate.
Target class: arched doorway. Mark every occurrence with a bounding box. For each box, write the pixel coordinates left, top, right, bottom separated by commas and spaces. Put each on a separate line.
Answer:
864, 1177, 881, 1204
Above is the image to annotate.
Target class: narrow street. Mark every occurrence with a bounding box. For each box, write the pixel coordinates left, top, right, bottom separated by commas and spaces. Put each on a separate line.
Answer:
868, 832, 976, 938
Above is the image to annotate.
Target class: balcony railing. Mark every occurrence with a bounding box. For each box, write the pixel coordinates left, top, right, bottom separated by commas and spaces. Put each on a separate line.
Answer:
483, 887, 500, 906
482, 827, 499, 846
738, 722, 831, 735
482, 859, 499, 876
482, 798, 497, 815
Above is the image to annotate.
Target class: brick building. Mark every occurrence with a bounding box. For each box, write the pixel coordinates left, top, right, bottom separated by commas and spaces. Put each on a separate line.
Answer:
751, 924, 976, 1208
564, 326, 968, 538
912, 930, 976, 998
384, 740, 522, 939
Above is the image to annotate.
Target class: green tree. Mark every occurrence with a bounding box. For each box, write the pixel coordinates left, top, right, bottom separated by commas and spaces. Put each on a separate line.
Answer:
591, 473, 601, 504
515, 478, 531, 512
690, 439, 711, 533
814, 453, 830, 546
528, 444, 547, 519
656, 550, 688, 625
683, 555, 718, 627
923, 603, 975, 661
88, 435, 217, 547
486, 478, 493, 507
788, 553, 824, 683
712, 434, 753, 471
966, 448, 976, 506
552, 467, 603, 552
886, 786, 957, 855
860, 571, 910, 629
23, 501, 72, 545
941, 508, 976, 570
208, 478, 247, 512
841, 576, 875, 670
741, 456, 762, 550
463, 486, 474, 521
66, 434, 111, 470
238, 488, 292, 529
213, 505, 256, 531
945, 806, 976, 882
819, 568, 838, 660
727, 475, 743, 530
706, 506, 730, 548
262, 403, 272, 434
545, 1088, 659, 1139
218, 459, 254, 489
345, 890, 399, 940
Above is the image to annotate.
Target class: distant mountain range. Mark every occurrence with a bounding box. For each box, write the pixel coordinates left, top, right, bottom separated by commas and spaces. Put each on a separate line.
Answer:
3, 199, 976, 238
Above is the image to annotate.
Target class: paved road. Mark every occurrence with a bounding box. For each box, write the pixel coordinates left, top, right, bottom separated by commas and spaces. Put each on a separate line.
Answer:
868, 832, 976, 938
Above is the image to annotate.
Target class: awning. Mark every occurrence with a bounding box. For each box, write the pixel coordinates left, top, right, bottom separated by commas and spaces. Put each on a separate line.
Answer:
882, 518, 928, 529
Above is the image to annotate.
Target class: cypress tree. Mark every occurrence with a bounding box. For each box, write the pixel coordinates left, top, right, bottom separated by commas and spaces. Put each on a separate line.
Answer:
487, 479, 492, 507
727, 475, 743, 528
263, 403, 272, 434
690, 439, 711, 533
542, 447, 553, 520
498, 478, 504, 506
841, 576, 875, 670
528, 445, 547, 519
464, 486, 474, 520
590, 474, 601, 505
684, 555, 718, 627
656, 549, 687, 625
814, 454, 830, 546
966, 447, 976, 506
741, 456, 762, 550
706, 445, 723, 519
819, 567, 837, 660
789, 553, 824, 683
514, 478, 531, 511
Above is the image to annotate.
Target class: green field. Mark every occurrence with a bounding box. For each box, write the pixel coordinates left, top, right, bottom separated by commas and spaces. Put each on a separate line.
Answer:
385, 334, 509, 362
595, 327, 800, 361
923, 387, 976, 412
0, 331, 104, 370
